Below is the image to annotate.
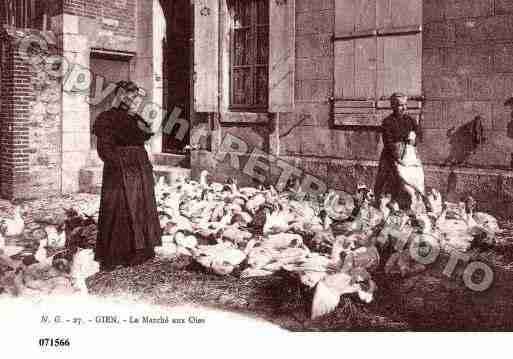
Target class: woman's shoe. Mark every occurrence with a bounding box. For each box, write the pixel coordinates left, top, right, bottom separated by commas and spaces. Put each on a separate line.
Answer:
128, 252, 149, 266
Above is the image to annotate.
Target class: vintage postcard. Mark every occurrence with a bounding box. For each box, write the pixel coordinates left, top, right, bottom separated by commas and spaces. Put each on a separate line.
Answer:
1, 0, 513, 356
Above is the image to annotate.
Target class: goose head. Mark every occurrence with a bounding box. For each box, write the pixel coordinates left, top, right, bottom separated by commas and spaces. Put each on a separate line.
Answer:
349, 268, 376, 303
427, 188, 443, 215
354, 184, 368, 204
464, 196, 476, 216
285, 177, 299, 192
414, 214, 433, 234
330, 237, 348, 264
34, 238, 49, 263
13, 205, 24, 218
226, 177, 238, 193
379, 193, 392, 218
331, 235, 356, 262
319, 209, 332, 231
199, 170, 210, 187
70, 248, 100, 294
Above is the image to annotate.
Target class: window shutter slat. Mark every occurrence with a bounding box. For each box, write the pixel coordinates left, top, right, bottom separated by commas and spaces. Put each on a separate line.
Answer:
194, 0, 219, 113
268, 0, 295, 113
334, 0, 422, 126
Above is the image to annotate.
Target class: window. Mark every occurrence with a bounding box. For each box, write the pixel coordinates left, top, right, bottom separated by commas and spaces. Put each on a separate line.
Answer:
230, 0, 269, 111
2, 0, 40, 28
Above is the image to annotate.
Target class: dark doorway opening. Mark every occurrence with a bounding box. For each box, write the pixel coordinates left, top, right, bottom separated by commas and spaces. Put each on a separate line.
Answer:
89, 51, 132, 151
162, 0, 193, 154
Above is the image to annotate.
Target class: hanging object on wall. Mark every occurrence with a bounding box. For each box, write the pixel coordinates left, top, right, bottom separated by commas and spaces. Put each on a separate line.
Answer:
470, 116, 486, 153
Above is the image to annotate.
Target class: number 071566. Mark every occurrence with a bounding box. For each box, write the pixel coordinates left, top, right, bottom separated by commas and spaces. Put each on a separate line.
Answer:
38, 338, 70, 347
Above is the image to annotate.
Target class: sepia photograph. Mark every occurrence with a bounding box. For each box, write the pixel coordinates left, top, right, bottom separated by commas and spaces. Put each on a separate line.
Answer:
1, 0, 513, 355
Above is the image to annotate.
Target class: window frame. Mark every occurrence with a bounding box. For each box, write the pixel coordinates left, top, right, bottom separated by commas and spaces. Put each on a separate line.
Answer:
332, 0, 423, 127
228, 0, 269, 112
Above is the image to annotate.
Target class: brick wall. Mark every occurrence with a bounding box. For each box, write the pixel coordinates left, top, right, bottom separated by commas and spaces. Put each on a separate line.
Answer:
0, 35, 14, 198
0, 31, 31, 199
0, 27, 62, 199
422, 0, 513, 169
63, 0, 136, 39
47, 0, 64, 18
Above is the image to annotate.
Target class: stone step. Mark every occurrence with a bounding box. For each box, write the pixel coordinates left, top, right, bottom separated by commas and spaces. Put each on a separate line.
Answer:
79, 165, 191, 194
153, 165, 191, 183
79, 166, 103, 194
152, 153, 189, 167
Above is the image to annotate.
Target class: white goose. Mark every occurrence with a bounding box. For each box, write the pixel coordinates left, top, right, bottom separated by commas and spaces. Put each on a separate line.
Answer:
263, 203, 295, 235
435, 202, 475, 252
311, 268, 376, 319
0, 232, 24, 257
35, 238, 51, 266
45, 224, 66, 249
464, 196, 501, 236
0, 205, 25, 237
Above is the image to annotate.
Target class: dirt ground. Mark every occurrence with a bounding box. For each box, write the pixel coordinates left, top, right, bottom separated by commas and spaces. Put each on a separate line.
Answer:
3, 194, 513, 331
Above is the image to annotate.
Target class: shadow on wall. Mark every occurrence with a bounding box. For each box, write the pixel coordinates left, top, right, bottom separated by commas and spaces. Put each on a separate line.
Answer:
440, 116, 486, 205
435, 114, 513, 218
444, 116, 486, 167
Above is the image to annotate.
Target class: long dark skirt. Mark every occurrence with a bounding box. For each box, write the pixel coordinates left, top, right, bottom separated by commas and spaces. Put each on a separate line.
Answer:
95, 147, 162, 267
374, 152, 413, 210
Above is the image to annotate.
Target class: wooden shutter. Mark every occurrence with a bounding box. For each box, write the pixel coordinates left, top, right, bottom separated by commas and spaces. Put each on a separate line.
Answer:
268, 0, 295, 112
194, 0, 219, 112
333, 0, 422, 126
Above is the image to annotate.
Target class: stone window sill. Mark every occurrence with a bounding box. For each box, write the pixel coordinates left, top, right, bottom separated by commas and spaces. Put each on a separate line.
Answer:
219, 111, 270, 125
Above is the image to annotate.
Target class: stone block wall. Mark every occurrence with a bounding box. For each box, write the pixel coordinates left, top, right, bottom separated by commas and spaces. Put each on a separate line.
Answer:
49, 1, 141, 193
280, 0, 384, 162
192, 0, 513, 218
282, 0, 337, 158
52, 2, 137, 53
422, 0, 513, 169
0, 0, 143, 199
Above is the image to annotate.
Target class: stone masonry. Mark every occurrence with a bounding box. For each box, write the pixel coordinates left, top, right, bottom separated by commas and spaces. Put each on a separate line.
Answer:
1, 0, 512, 218
194, 0, 513, 218
0, 27, 62, 199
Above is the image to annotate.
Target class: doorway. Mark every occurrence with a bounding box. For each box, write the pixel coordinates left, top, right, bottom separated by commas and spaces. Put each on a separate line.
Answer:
161, 0, 193, 154
89, 51, 131, 151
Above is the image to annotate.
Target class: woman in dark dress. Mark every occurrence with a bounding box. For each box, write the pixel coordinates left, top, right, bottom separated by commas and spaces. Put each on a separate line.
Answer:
374, 93, 425, 211
92, 81, 162, 271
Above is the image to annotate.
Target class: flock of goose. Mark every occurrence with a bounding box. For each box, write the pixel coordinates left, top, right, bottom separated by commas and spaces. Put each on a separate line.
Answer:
0, 170, 503, 319
0, 205, 99, 298
154, 171, 502, 318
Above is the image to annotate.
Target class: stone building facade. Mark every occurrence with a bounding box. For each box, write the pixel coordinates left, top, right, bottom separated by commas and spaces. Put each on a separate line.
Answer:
1, 0, 513, 216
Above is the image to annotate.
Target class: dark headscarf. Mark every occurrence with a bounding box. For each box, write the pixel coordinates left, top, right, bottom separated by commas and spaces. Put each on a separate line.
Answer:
115, 80, 139, 95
